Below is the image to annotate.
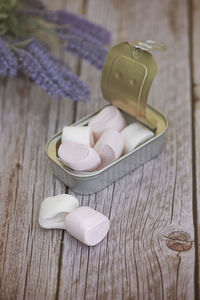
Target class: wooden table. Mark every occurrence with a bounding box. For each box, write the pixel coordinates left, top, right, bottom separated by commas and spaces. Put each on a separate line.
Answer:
1, 0, 200, 299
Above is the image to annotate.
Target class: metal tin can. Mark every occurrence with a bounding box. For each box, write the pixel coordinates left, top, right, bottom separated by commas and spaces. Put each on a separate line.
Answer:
46, 104, 167, 194
45, 41, 168, 194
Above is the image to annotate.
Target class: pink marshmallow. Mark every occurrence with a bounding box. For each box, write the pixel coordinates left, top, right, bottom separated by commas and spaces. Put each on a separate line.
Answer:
58, 141, 101, 171
88, 105, 127, 140
65, 206, 110, 246
94, 129, 124, 168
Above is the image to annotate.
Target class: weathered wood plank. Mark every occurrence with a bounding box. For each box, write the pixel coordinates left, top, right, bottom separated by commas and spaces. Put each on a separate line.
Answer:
0, 0, 81, 299
0, 0, 195, 299
191, 0, 200, 298
57, 0, 195, 299
0, 81, 62, 300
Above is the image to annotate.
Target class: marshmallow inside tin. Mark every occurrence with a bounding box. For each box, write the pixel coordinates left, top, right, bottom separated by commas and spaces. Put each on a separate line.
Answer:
62, 126, 94, 147
88, 105, 127, 140
121, 122, 154, 154
57, 107, 155, 173
58, 141, 101, 171
94, 129, 124, 168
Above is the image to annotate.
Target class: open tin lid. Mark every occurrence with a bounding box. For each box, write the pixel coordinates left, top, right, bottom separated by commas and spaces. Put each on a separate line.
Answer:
101, 40, 166, 130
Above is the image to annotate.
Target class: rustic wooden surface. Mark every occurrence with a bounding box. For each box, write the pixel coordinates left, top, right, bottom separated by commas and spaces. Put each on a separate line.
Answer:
192, 0, 200, 299
0, 0, 198, 299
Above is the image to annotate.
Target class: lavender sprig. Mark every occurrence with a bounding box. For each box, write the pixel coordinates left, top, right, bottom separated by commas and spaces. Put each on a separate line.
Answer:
54, 10, 111, 45
22, 9, 111, 45
22, 9, 109, 69
0, 37, 18, 77
16, 39, 90, 101
0, 1, 111, 102
61, 34, 108, 70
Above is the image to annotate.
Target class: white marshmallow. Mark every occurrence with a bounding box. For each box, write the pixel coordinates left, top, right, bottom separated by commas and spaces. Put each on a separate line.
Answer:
62, 126, 94, 146
121, 122, 154, 154
39, 194, 79, 229
94, 129, 124, 168
88, 105, 127, 140
65, 206, 110, 246
58, 141, 101, 171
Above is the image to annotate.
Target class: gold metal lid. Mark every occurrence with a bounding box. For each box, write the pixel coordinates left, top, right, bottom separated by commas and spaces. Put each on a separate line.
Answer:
101, 40, 166, 130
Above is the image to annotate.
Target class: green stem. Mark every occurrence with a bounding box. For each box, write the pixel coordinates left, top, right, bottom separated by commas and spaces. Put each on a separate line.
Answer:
10, 37, 33, 47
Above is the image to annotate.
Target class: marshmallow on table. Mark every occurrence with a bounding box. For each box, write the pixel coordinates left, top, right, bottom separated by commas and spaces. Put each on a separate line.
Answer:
65, 206, 110, 246
94, 129, 124, 168
39, 194, 79, 229
121, 122, 154, 154
39, 194, 110, 246
62, 126, 94, 147
58, 141, 101, 171
88, 105, 127, 140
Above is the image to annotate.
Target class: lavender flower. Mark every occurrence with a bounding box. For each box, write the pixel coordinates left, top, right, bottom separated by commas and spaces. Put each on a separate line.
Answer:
0, 1, 111, 102
23, 9, 111, 45
16, 39, 90, 101
22, 9, 109, 69
62, 34, 108, 70
21, 9, 111, 45
54, 10, 111, 45
0, 38, 18, 77
28, 39, 90, 100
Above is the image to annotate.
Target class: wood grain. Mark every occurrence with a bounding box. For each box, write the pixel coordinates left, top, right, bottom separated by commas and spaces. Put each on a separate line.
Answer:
191, 0, 200, 298
57, 0, 195, 299
0, 0, 78, 299
0, 0, 196, 299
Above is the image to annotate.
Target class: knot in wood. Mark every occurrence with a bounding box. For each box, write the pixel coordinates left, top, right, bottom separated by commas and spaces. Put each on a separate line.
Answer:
166, 231, 192, 252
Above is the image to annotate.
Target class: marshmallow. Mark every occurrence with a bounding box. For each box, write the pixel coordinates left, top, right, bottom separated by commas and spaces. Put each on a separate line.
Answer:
39, 194, 79, 229
62, 126, 94, 147
121, 122, 154, 154
65, 206, 110, 246
88, 105, 127, 140
94, 129, 124, 168
58, 141, 101, 171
